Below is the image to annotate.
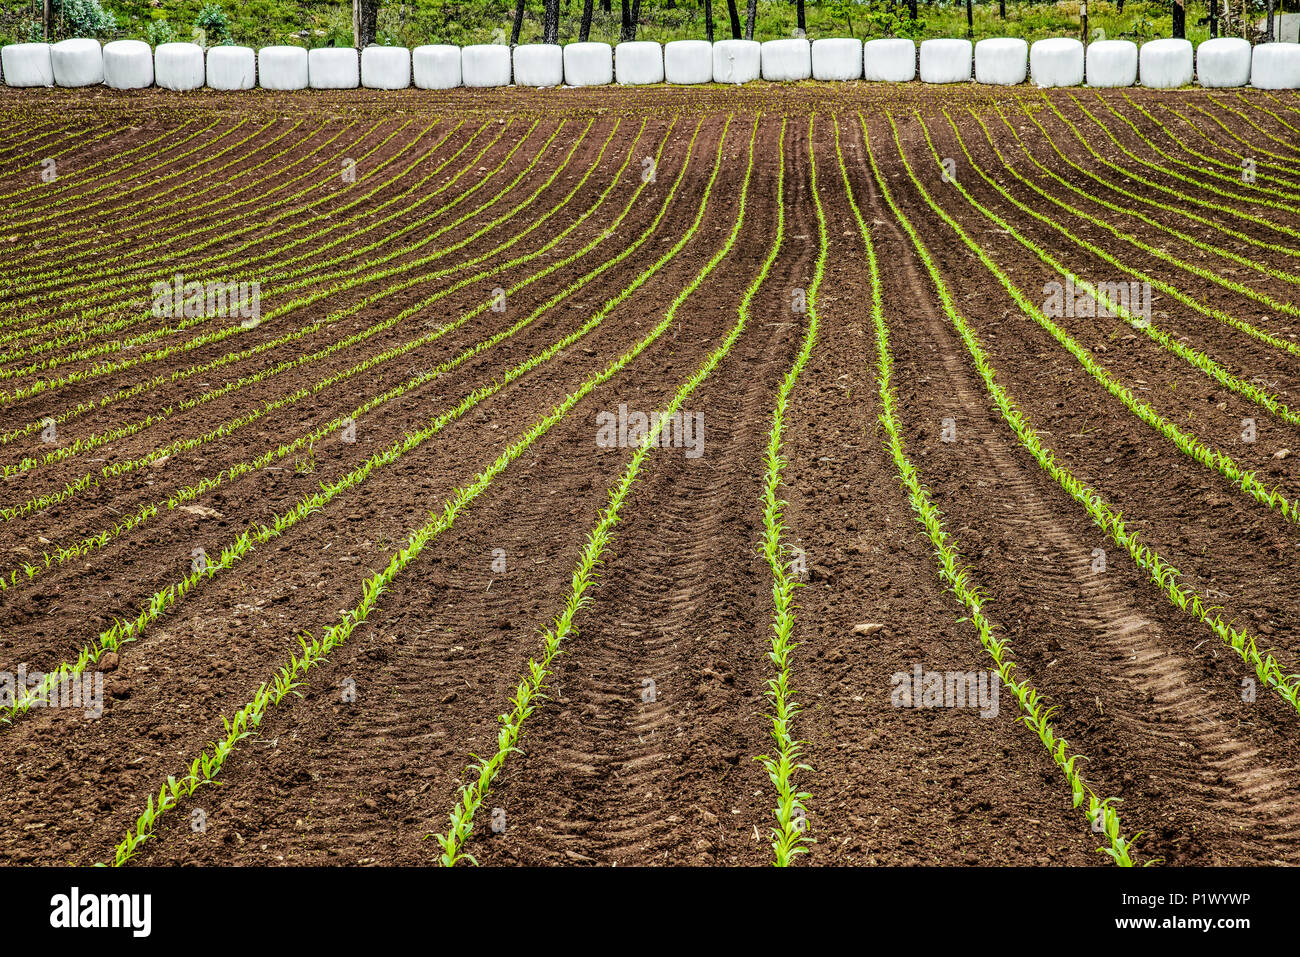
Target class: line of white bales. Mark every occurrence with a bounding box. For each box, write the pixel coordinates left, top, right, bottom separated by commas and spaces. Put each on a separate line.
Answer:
0, 35, 1296, 91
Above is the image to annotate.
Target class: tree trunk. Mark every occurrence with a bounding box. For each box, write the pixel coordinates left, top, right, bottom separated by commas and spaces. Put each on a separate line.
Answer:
580, 0, 593, 41
1172, 0, 1185, 38
745, 0, 756, 39
1209, 0, 1217, 36
1117, 0, 1124, 12
965, 0, 974, 38
601, 0, 610, 11
511, 0, 526, 44
620, 0, 633, 40
796, 0, 806, 35
1266, 0, 1276, 40
543, 0, 560, 42
908, 0, 917, 19
353, 0, 378, 47
705, 0, 715, 41
726, 0, 742, 38
999, 0, 1006, 18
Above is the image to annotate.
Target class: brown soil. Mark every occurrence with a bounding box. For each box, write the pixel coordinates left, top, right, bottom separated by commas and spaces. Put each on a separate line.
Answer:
1, 82, 1297, 867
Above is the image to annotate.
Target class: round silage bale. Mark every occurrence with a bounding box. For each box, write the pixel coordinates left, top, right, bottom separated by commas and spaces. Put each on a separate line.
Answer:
711, 39, 759, 84
413, 45, 461, 89
207, 45, 256, 90
258, 45, 309, 90
103, 39, 154, 89
615, 41, 663, 85
920, 38, 971, 83
361, 46, 411, 89
974, 37, 1027, 85
155, 42, 205, 91
863, 38, 915, 82
563, 42, 613, 87
461, 45, 511, 88
308, 47, 359, 89
4, 43, 55, 88
664, 40, 712, 84
513, 43, 563, 87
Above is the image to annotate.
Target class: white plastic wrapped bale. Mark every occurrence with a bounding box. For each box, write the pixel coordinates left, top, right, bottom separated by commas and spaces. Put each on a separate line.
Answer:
811, 38, 860, 80
1195, 37, 1250, 87
863, 38, 915, 82
361, 46, 411, 88
461, 44, 511, 87
664, 40, 712, 84
1139, 38, 1193, 88
412, 44, 460, 89
51, 38, 102, 88
974, 37, 1027, 85
308, 47, 358, 89
510, 43, 561, 87
155, 42, 205, 91
1251, 42, 1300, 89
1085, 39, 1137, 87
206, 45, 256, 90
1029, 37, 1083, 88
762, 38, 812, 81
3, 43, 53, 87
711, 39, 759, 84
919, 38, 971, 83
563, 42, 613, 86
258, 45, 309, 90
615, 41, 662, 84
103, 40, 154, 89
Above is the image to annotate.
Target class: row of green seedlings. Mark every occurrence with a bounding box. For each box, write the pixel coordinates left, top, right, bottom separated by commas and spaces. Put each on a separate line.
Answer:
0, 121, 555, 390
1075, 94, 1300, 228
1, 117, 454, 329
0, 116, 705, 714
5, 120, 465, 324
0, 118, 96, 167
105, 118, 740, 865
0, 119, 666, 588
0, 119, 108, 183
1003, 103, 1300, 275
880, 116, 1300, 717
0, 121, 549, 399
0, 121, 542, 404
0, 120, 126, 205
1192, 99, 1300, 170
853, 117, 1144, 866
755, 118, 814, 867
10, 117, 276, 255
958, 109, 1300, 322
931, 114, 1300, 425
3, 122, 622, 486
0, 120, 649, 525
1049, 96, 1300, 247
902, 115, 1300, 531
0, 119, 474, 378
0, 125, 535, 446
0, 118, 409, 360
1160, 100, 1300, 191
0, 118, 492, 357
15, 117, 304, 248
1256, 91, 1300, 138
0, 146, 646, 531
8, 117, 293, 295
0, 117, 221, 220
1124, 94, 1300, 200
433, 116, 750, 867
